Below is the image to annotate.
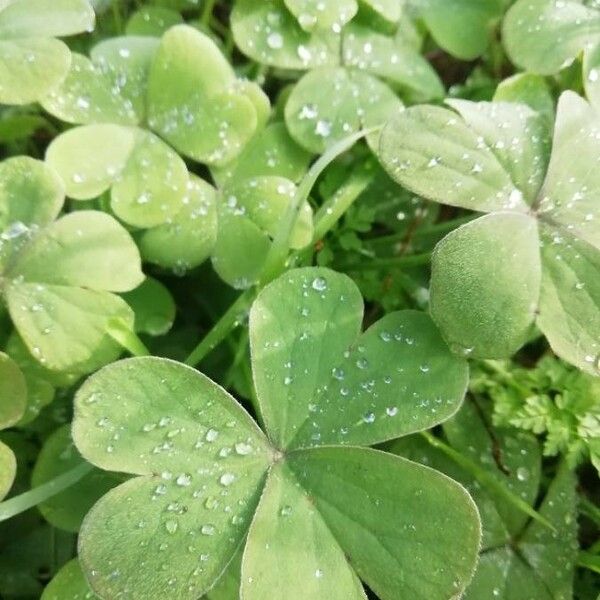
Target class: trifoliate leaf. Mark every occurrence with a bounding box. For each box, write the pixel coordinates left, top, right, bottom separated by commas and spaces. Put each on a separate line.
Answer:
71, 268, 480, 600
147, 25, 262, 166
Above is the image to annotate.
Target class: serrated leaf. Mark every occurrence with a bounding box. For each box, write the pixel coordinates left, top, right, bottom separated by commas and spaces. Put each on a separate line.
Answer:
285, 67, 402, 153
249, 267, 468, 449
231, 0, 340, 69
504, 0, 600, 75
138, 175, 217, 273
31, 425, 122, 532
430, 213, 541, 358
72, 357, 272, 599
147, 25, 261, 166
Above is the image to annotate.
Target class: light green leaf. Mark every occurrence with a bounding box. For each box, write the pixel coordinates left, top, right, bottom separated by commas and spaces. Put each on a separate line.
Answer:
284, 0, 357, 31
138, 174, 217, 273
5, 283, 134, 372
31, 425, 122, 532
378, 104, 525, 213
126, 7, 183, 36
288, 446, 481, 600
211, 122, 312, 186
6, 211, 143, 292
147, 25, 261, 166
241, 460, 366, 600
122, 277, 176, 336
430, 212, 541, 358
538, 91, 600, 250
0, 351, 26, 429
231, 0, 340, 69
418, 0, 504, 60
249, 267, 468, 449
45, 125, 189, 228
72, 357, 272, 599
446, 99, 551, 205
212, 177, 313, 289
0, 440, 16, 500
42, 559, 98, 600
359, 0, 402, 24
0, 156, 63, 231
494, 73, 555, 123
537, 224, 600, 375
285, 67, 402, 154
0, 38, 70, 105
342, 23, 444, 102
504, 0, 600, 74
0, 0, 94, 38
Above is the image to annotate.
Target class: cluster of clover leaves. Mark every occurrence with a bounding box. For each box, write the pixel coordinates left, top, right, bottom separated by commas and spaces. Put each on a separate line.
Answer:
0, 0, 596, 599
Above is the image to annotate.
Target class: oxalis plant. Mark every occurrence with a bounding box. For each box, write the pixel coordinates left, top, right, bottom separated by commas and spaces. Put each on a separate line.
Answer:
0, 1, 599, 599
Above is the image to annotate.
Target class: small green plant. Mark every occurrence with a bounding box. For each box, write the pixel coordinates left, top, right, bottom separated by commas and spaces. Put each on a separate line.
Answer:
0, 1, 599, 599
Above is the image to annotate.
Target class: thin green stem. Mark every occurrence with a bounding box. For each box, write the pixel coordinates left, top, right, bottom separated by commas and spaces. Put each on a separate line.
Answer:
580, 495, 600, 527
577, 551, 600, 574
0, 463, 93, 521
201, 0, 217, 27
106, 318, 150, 357
336, 252, 432, 272
111, 0, 123, 34
185, 289, 255, 367
482, 360, 530, 396
259, 127, 380, 286
420, 431, 555, 531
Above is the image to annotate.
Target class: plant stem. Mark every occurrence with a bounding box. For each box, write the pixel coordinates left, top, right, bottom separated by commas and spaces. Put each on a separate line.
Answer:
0, 463, 93, 522
106, 319, 150, 357
577, 551, 600, 574
259, 127, 379, 287
580, 495, 600, 527
420, 431, 555, 531
482, 360, 530, 396
111, 0, 123, 34
201, 0, 217, 27
336, 252, 432, 272
185, 289, 255, 367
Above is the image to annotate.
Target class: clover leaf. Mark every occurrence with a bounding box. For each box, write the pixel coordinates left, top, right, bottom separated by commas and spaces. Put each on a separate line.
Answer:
0, 352, 26, 500
378, 91, 600, 374
0, 0, 94, 105
71, 267, 480, 599
0, 156, 144, 373
392, 400, 578, 599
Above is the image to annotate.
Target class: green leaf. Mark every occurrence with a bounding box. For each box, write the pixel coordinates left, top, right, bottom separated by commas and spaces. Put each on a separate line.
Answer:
0, 0, 94, 38
241, 460, 367, 600
249, 267, 468, 449
0, 351, 27, 429
494, 73, 555, 123
6, 211, 143, 292
147, 25, 261, 166
231, 0, 340, 69
45, 125, 189, 228
72, 357, 272, 599
283, 0, 357, 31
126, 7, 183, 36
138, 174, 217, 273
42, 559, 98, 600
342, 23, 444, 103
0, 156, 64, 231
504, 0, 600, 75
211, 122, 312, 186
0, 38, 71, 105
287, 446, 481, 600
378, 103, 525, 213
430, 213, 541, 358
212, 177, 313, 288
0, 440, 16, 501
359, 0, 402, 24
122, 277, 176, 336
31, 425, 122, 532
285, 67, 402, 154
416, 0, 503, 60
